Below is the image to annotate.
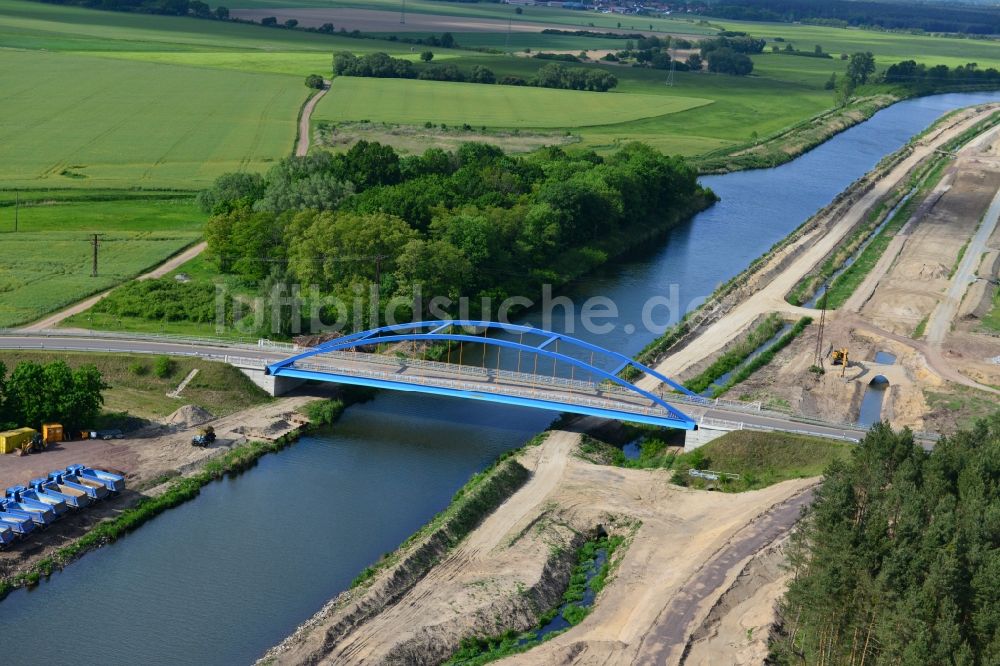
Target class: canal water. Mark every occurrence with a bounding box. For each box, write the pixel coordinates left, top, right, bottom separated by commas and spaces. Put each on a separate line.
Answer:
5, 91, 1000, 664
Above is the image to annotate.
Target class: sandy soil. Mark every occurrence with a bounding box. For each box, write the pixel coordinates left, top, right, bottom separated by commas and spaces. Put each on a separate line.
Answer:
680, 536, 791, 666
231, 7, 700, 39
732, 316, 936, 429
264, 430, 815, 665
21, 241, 207, 331
861, 162, 1000, 336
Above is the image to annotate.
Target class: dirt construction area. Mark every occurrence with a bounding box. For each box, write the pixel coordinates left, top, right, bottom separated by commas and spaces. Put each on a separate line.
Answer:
634, 105, 1000, 434
262, 430, 815, 665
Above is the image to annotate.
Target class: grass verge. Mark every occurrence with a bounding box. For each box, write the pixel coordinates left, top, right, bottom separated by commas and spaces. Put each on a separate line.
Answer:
982, 286, 1000, 333
0, 350, 270, 421
579, 428, 851, 493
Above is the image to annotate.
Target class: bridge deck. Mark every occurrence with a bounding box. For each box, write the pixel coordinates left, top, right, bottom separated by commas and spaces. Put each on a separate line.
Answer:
274, 350, 691, 427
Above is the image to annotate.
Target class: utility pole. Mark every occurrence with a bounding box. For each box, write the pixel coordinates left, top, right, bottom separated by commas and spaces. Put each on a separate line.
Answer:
90, 233, 102, 277
400, 0, 406, 24
666, 56, 676, 87
14, 191, 19, 232
505, 14, 512, 52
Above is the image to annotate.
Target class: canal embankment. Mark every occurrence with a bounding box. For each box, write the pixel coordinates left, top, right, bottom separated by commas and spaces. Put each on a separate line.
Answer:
633, 103, 1000, 393
259, 429, 820, 665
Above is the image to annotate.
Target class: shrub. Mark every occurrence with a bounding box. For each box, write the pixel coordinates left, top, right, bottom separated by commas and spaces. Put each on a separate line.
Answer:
128, 361, 148, 376
153, 356, 175, 379
305, 74, 324, 89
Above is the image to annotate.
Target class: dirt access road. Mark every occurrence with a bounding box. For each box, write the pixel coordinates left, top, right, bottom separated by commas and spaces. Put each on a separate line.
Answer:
925, 174, 1000, 344
296, 81, 330, 157
638, 104, 1000, 391
263, 431, 815, 665
21, 241, 207, 331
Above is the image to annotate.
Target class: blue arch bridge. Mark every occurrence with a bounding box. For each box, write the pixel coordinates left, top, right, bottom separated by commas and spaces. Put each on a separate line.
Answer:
266, 320, 699, 430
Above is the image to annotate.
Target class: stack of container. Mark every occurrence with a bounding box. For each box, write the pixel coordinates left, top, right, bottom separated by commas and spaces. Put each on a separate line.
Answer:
0, 465, 126, 547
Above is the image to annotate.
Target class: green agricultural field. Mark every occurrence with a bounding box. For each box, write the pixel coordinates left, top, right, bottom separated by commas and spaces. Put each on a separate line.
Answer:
315, 77, 712, 128
0, 197, 204, 327
0, 50, 304, 189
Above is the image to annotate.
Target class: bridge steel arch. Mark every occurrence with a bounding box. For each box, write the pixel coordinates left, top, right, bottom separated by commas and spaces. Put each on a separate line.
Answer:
266, 321, 698, 430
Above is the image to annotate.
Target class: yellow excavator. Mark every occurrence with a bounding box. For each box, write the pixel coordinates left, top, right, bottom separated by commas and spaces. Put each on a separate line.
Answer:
831, 347, 849, 377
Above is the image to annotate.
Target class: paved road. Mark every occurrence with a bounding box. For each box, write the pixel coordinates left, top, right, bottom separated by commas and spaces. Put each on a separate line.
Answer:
21, 242, 208, 331
295, 81, 330, 157
0, 332, 876, 442
635, 487, 816, 665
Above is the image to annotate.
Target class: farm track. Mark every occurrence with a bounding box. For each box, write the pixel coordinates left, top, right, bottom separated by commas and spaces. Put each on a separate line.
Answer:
295, 81, 330, 157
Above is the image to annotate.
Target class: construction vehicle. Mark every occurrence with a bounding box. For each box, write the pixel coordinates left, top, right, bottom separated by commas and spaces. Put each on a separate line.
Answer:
191, 426, 216, 447
831, 347, 849, 377
18, 433, 45, 456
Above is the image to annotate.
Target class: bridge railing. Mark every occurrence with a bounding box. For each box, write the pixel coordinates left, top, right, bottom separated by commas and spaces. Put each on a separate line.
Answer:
0, 328, 297, 353
698, 416, 863, 442
310, 350, 659, 403
291, 359, 676, 419
308, 351, 781, 419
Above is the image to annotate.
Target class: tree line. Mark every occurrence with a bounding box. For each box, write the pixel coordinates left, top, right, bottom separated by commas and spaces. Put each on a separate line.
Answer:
199, 140, 715, 331
885, 60, 1000, 89
772, 416, 1000, 664
332, 52, 618, 92
0, 361, 108, 431
35, 0, 229, 19
690, 0, 1000, 35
